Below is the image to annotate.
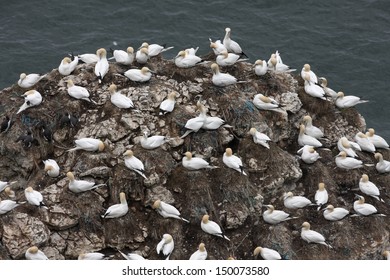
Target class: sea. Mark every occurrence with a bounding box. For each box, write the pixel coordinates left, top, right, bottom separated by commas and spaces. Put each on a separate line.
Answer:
0, 0, 389, 139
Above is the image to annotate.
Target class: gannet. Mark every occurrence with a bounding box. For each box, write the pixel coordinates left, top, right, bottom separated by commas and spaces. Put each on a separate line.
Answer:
17, 90, 43, 114
1, 116, 11, 133
180, 103, 207, 138
95, 48, 109, 83
249, 127, 271, 149
67, 138, 105, 152
209, 38, 227, 55
140, 131, 167, 149
108, 83, 134, 109
337, 137, 360, 158
318, 77, 338, 99
18, 73, 46, 88
300, 64, 318, 84
252, 93, 283, 112
211, 63, 245, 87
24, 187, 47, 209
267, 52, 294, 72
25, 246, 48, 260
223, 148, 246, 175
216, 50, 247, 66
124, 67, 154, 82
58, 56, 79, 76
152, 199, 189, 223
283, 191, 313, 209
0, 196, 22, 215
174, 50, 203, 68
359, 174, 383, 202
156, 234, 174, 260
366, 128, 389, 150
182, 151, 217, 170
78, 252, 107, 260
201, 214, 230, 241
113, 46, 134, 65
301, 222, 332, 248
159, 92, 176, 115
223, 27, 246, 57
354, 132, 375, 153
383, 251, 390, 260
262, 204, 297, 224
189, 243, 207, 260
253, 246, 281, 260
66, 79, 93, 102
135, 47, 149, 64
298, 124, 322, 147
0, 180, 17, 193
67, 172, 106, 193
77, 53, 98, 64
303, 73, 326, 100
353, 194, 385, 216
297, 145, 321, 164
315, 183, 328, 210
323, 205, 350, 221
140, 42, 174, 57
119, 250, 145, 260
335, 151, 363, 169
101, 192, 129, 218
254, 59, 268, 76
43, 159, 60, 178
374, 153, 390, 173
123, 150, 146, 179
335, 91, 369, 109
4, 187, 16, 199
197, 103, 227, 130
303, 115, 324, 139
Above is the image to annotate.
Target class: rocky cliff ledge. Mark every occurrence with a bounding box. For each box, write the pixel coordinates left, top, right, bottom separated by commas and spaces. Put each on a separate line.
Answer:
0, 53, 389, 260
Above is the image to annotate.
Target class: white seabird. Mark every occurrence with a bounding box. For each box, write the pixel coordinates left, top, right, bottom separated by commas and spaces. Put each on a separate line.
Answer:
253, 246, 281, 260
67, 172, 106, 193
25, 246, 48, 260
223, 27, 246, 57
303, 73, 326, 100
366, 128, 389, 150
359, 174, 383, 202
156, 234, 174, 260
77, 53, 98, 64
216, 50, 247, 67
0, 196, 23, 215
301, 221, 332, 248
283, 191, 313, 209
159, 92, 176, 115
0, 180, 17, 193
262, 204, 297, 225
201, 214, 230, 241
24, 187, 47, 209
95, 48, 109, 83
223, 148, 246, 175
108, 83, 134, 109
174, 50, 203, 68
140, 42, 174, 57
180, 102, 207, 138
300, 64, 318, 84
211, 63, 245, 87
67, 138, 105, 152
335, 91, 369, 109
18, 73, 46, 88
118, 250, 145, 260
189, 243, 207, 260
337, 137, 360, 158
113, 46, 134, 65
182, 151, 217, 170
315, 183, 328, 210
298, 124, 322, 147
249, 127, 271, 149
124, 67, 154, 82
17, 90, 43, 114
152, 199, 189, 223
78, 252, 107, 260
297, 145, 321, 164
209, 38, 227, 55
374, 153, 390, 173
254, 59, 268, 76
267, 52, 294, 72
353, 194, 385, 216
140, 131, 167, 150
43, 159, 60, 178
323, 205, 351, 221
318, 77, 338, 99
252, 93, 283, 112
58, 56, 79, 76
101, 192, 129, 218
66, 79, 93, 102
303, 115, 324, 139
335, 151, 363, 169
197, 103, 227, 130
135, 47, 149, 64
354, 132, 375, 153
123, 150, 146, 179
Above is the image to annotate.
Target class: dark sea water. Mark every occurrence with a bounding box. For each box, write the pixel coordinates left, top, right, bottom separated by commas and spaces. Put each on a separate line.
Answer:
0, 0, 389, 139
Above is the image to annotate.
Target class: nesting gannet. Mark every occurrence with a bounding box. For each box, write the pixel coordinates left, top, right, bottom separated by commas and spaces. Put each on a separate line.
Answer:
159, 92, 176, 115
267, 52, 294, 72
123, 150, 147, 179
189, 243, 207, 260
253, 246, 281, 260
156, 234, 174, 260
383, 251, 390, 260
18, 73, 46, 88
182, 151, 217, 170
0, 180, 17, 193
335, 91, 368, 109
323, 205, 350, 221
58, 56, 79, 76
174, 50, 204, 68
223, 148, 247, 176
262, 204, 297, 225
135, 47, 149, 64
374, 153, 390, 173
124, 67, 154, 82
0, 196, 22, 215
101, 192, 129, 218
77, 53, 99, 64
366, 128, 389, 150
113, 46, 134, 65
43, 159, 60, 178
25, 246, 48, 260
4, 187, 16, 199
301, 222, 332, 248
354, 132, 375, 153
67, 172, 106, 193
180, 103, 207, 138
337, 137, 360, 158
353, 194, 385, 216
283, 191, 313, 209
95, 48, 109, 83
249, 127, 271, 149
1, 116, 12, 133
254, 59, 268, 76
67, 138, 105, 152
335, 151, 363, 169
201, 214, 230, 241
197, 103, 227, 130
211, 63, 245, 87
66, 80, 93, 102
140, 131, 167, 150
78, 252, 107, 260
24, 187, 47, 209
252, 93, 283, 112
359, 174, 383, 202
318, 77, 338, 99
119, 250, 145, 260
303, 115, 324, 139
297, 145, 321, 164
223, 27, 246, 57
152, 199, 189, 223
17, 90, 43, 114
298, 124, 322, 147
315, 183, 328, 210
303, 73, 326, 100
300, 64, 318, 84
216, 50, 247, 66
209, 38, 227, 55
108, 83, 134, 109
140, 42, 174, 57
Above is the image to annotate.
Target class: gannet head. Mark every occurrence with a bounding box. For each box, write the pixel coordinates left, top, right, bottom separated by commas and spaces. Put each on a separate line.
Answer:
25, 186, 34, 193
225, 148, 233, 156
202, 214, 210, 223
184, 151, 192, 160
325, 204, 334, 211
361, 174, 369, 183
66, 79, 74, 88
199, 243, 206, 252
66, 171, 75, 181
27, 246, 39, 254
98, 141, 105, 152
20, 73, 27, 80
301, 221, 310, 229
126, 47, 134, 54
211, 63, 220, 74
374, 153, 383, 161
318, 182, 325, 191
337, 91, 345, 98
152, 199, 161, 209
119, 192, 127, 203
249, 127, 257, 136
303, 64, 311, 72
108, 84, 117, 93
62, 57, 71, 64
255, 60, 263, 66
123, 150, 134, 157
